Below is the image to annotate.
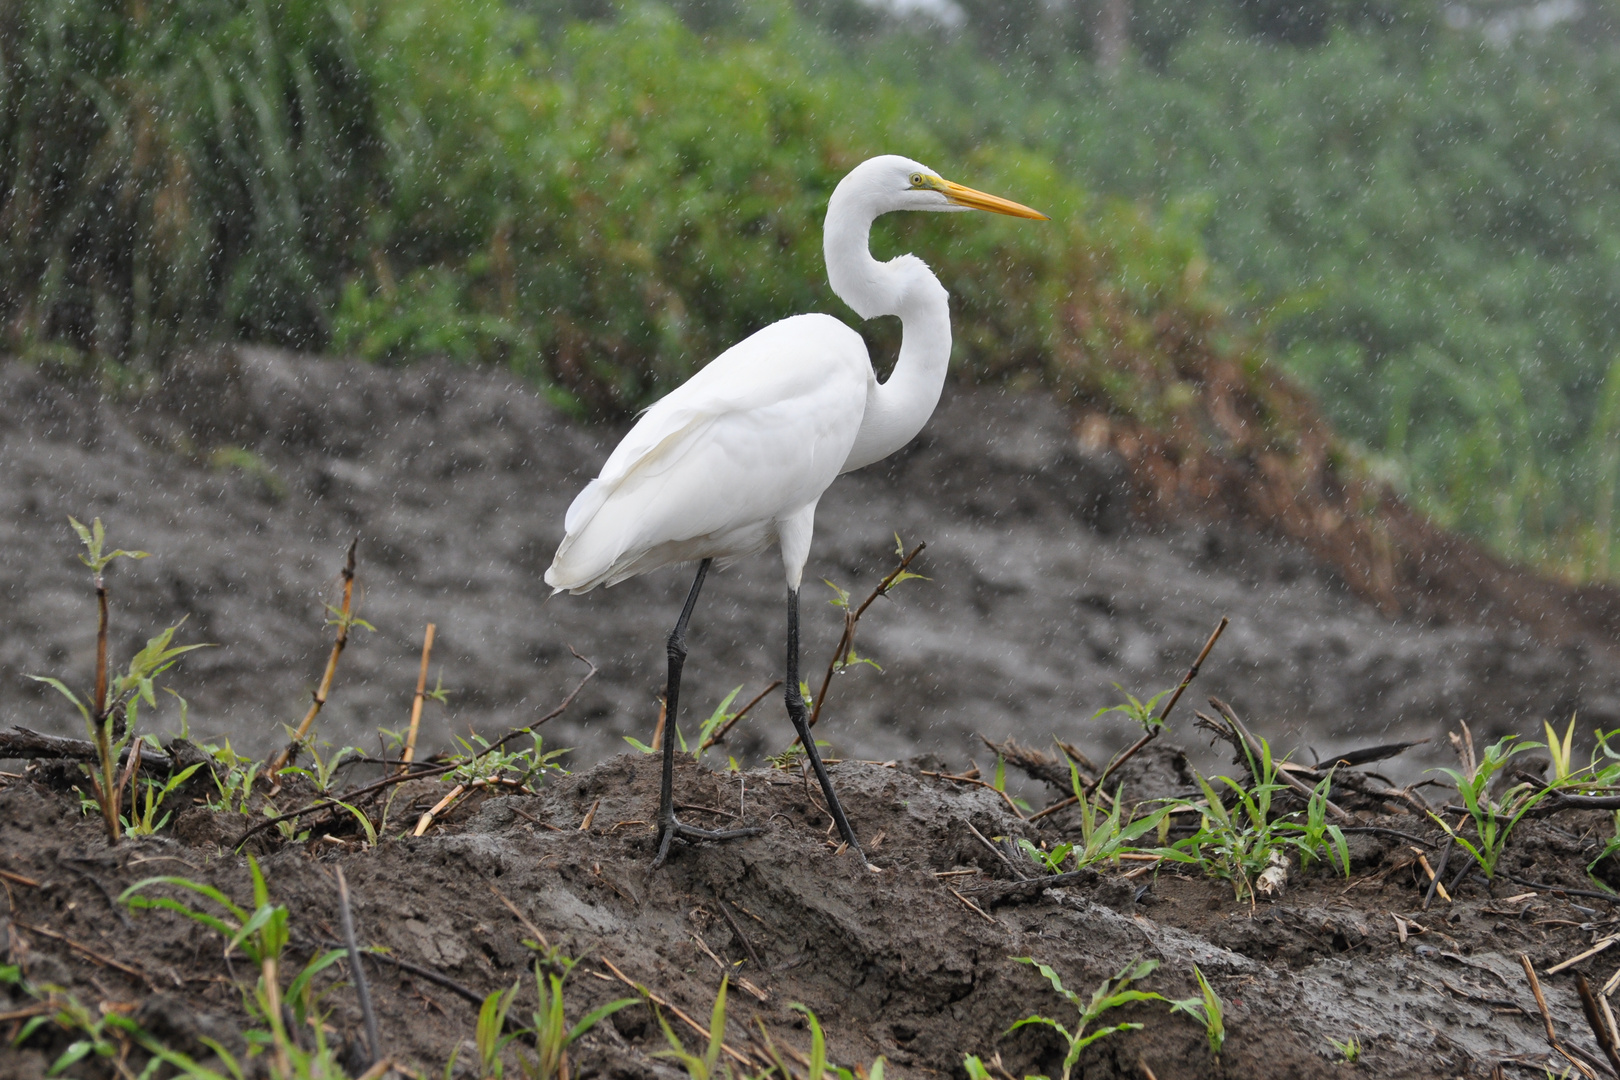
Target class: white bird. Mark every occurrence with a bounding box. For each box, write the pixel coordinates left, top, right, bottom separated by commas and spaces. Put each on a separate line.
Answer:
546, 155, 1046, 867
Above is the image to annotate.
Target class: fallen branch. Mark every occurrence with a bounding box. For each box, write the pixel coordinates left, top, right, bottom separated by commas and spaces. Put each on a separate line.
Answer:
270, 538, 359, 775
230, 650, 595, 850
0, 727, 175, 773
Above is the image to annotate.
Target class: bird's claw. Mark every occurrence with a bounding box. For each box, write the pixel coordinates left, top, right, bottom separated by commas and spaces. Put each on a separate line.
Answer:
651, 815, 763, 869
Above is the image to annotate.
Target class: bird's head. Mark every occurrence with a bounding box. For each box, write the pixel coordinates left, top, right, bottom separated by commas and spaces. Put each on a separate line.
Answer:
840, 155, 1049, 221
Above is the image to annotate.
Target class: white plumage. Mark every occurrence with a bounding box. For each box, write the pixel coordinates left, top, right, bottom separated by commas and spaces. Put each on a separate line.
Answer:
543, 154, 1045, 867
546, 314, 868, 592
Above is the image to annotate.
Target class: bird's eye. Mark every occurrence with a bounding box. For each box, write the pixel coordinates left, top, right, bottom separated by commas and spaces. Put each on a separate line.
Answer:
909, 173, 925, 188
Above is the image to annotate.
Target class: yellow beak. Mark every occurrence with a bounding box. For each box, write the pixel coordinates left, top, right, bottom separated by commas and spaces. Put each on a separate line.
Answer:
941, 179, 1049, 221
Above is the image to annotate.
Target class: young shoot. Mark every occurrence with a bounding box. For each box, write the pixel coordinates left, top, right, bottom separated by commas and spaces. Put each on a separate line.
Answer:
1430, 735, 1552, 879
1006, 957, 1168, 1080
1168, 965, 1226, 1058
28, 517, 207, 842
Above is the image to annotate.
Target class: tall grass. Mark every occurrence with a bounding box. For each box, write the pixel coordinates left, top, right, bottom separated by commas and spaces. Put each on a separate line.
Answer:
0, 0, 377, 364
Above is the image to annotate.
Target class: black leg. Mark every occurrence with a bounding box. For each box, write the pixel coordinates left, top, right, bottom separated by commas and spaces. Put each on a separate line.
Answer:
784, 587, 868, 866
652, 559, 761, 868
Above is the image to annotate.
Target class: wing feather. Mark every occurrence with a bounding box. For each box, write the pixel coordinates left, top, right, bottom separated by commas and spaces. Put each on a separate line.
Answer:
547, 314, 869, 592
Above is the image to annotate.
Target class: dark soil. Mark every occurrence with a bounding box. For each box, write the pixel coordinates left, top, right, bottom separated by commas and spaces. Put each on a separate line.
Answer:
2, 741, 1616, 1079
2, 348, 1618, 783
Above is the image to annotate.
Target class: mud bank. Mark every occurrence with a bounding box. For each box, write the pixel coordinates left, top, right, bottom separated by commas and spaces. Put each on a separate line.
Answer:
1, 349, 1617, 779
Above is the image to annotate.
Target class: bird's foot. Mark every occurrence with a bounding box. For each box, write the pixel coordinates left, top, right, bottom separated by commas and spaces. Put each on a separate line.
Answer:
651, 815, 763, 869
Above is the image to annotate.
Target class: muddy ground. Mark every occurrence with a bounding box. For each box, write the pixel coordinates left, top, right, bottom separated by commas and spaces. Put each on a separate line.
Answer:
2, 348, 1618, 786
4, 733, 1620, 1079
5, 349, 1620, 1076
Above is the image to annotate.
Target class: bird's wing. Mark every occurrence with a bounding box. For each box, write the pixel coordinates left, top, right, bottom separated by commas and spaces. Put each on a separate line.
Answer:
548, 315, 869, 591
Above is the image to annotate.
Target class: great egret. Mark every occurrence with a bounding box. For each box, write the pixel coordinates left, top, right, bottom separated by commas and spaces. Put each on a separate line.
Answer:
547, 155, 1046, 867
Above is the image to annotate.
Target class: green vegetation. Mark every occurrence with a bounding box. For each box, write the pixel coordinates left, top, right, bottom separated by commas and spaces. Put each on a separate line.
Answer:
984, 957, 1167, 1080
1164, 739, 1350, 901
1169, 965, 1226, 1059
1430, 734, 1552, 879
1330, 1033, 1365, 1064
120, 856, 353, 1078
26, 518, 204, 842
14, 0, 1619, 576
1016, 768, 1172, 874
989, 27, 1620, 576
469, 959, 635, 1080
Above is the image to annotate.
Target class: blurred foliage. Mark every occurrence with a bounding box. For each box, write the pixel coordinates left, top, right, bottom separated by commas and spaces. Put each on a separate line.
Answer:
893, 21, 1620, 576
2, 0, 1618, 580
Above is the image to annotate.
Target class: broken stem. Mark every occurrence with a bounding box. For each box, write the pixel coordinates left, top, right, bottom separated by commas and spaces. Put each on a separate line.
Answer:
399, 623, 437, 773
270, 538, 358, 775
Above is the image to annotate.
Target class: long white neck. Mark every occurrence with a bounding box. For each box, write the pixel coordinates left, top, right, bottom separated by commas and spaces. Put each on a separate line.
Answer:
824, 185, 952, 474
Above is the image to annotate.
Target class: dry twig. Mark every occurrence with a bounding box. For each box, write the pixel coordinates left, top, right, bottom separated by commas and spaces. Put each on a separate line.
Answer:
1523, 953, 1601, 1079
334, 867, 380, 1068
1089, 617, 1228, 795
1575, 973, 1620, 1078
805, 540, 926, 733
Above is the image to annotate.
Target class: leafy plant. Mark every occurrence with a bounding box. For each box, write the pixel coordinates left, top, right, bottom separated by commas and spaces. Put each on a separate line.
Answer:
1166, 738, 1348, 900
474, 981, 521, 1079
625, 687, 744, 762
1005, 957, 1167, 1080
120, 855, 349, 1076
653, 976, 729, 1080
27, 517, 205, 842
279, 743, 361, 795
446, 729, 568, 791
1092, 685, 1175, 734
1279, 768, 1351, 877
124, 760, 207, 836
207, 748, 262, 815
514, 956, 637, 1080
1168, 965, 1225, 1058
1546, 716, 1578, 786
1430, 736, 1552, 879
